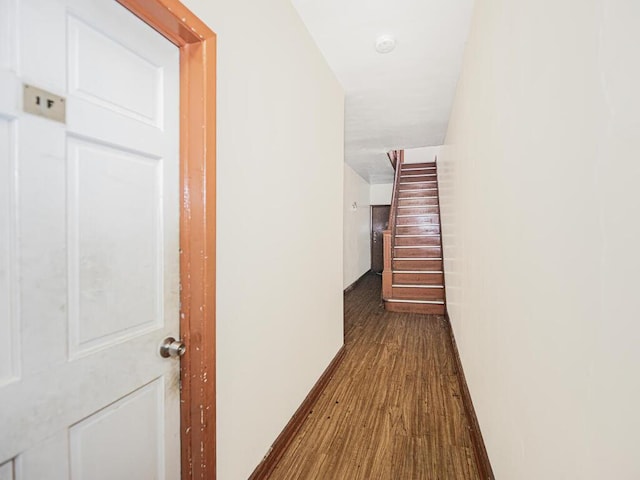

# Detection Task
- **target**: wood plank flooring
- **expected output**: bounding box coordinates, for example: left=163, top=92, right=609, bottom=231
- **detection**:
left=268, top=273, right=481, bottom=479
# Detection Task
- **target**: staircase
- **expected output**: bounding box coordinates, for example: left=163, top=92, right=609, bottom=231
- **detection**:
left=382, top=159, right=446, bottom=314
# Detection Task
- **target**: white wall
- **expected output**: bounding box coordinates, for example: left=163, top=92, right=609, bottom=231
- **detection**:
left=404, top=145, right=441, bottom=164
left=180, top=1, right=344, bottom=479
left=439, top=0, right=640, bottom=478
left=369, top=183, right=393, bottom=205
left=343, top=164, right=371, bottom=289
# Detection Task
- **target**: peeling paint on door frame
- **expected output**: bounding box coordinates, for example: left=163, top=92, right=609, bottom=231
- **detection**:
left=116, top=1, right=217, bottom=478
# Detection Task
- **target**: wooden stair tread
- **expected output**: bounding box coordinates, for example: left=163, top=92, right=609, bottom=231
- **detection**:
left=393, top=256, right=442, bottom=259
left=401, top=162, right=436, bottom=169
left=393, top=270, right=443, bottom=273
left=386, top=298, right=445, bottom=304
left=393, top=259, right=443, bottom=271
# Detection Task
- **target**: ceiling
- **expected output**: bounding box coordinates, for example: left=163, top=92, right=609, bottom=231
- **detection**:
left=290, top=0, right=475, bottom=184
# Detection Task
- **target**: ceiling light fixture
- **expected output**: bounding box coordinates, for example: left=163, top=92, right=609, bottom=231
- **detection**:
left=375, top=34, right=396, bottom=54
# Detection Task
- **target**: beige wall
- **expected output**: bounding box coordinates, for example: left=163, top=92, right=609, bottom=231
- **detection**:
left=370, top=183, right=393, bottom=205
left=439, top=0, right=640, bottom=478
left=343, top=164, right=371, bottom=288
left=181, top=1, right=344, bottom=478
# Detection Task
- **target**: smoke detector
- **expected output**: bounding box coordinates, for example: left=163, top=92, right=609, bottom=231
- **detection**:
left=375, top=34, right=396, bottom=54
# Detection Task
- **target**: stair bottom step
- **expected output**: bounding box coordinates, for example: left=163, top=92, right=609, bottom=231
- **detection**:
left=384, top=300, right=445, bottom=315
left=391, top=287, right=445, bottom=301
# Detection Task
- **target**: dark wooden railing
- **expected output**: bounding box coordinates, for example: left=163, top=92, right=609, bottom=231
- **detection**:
left=387, top=150, right=400, bottom=170
left=382, top=150, right=404, bottom=299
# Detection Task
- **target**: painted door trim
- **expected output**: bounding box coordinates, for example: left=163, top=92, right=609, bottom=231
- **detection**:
left=116, top=1, right=217, bottom=478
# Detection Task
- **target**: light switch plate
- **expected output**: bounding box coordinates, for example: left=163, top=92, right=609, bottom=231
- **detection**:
left=23, top=84, right=66, bottom=123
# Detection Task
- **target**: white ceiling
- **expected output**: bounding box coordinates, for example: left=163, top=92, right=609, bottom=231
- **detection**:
left=290, top=0, right=475, bottom=183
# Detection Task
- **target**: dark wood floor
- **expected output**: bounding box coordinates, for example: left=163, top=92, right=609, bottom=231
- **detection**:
left=269, top=273, right=481, bottom=479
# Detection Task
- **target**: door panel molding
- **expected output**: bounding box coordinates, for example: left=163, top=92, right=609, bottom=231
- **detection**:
left=116, top=2, right=216, bottom=478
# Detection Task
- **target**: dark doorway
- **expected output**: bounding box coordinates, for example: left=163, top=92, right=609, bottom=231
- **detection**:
left=371, top=205, right=391, bottom=274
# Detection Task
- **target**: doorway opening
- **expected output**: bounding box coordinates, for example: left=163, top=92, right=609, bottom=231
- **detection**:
left=371, top=204, right=391, bottom=274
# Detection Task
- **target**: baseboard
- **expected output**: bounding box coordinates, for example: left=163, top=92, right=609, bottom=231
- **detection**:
left=248, top=345, right=347, bottom=480
left=444, top=314, right=495, bottom=480
left=344, top=269, right=371, bottom=294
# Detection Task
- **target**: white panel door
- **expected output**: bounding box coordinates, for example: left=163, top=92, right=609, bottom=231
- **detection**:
left=0, top=0, right=181, bottom=478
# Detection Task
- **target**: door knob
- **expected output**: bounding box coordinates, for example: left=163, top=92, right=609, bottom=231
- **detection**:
left=160, top=337, right=186, bottom=358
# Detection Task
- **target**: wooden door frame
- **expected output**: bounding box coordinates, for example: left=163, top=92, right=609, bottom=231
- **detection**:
left=370, top=204, right=391, bottom=274
left=116, top=1, right=216, bottom=478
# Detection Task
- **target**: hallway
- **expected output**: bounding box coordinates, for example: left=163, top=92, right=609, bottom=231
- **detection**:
left=269, top=273, right=481, bottom=479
